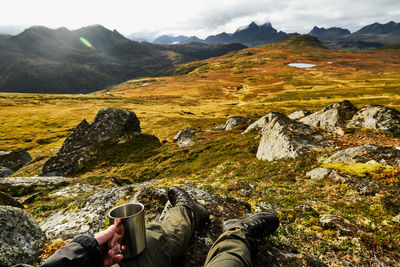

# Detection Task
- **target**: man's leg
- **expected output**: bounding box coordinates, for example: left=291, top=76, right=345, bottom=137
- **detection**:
left=204, top=225, right=252, bottom=267
left=118, top=187, right=209, bottom=267
left=204, top=212, right=279, bottom=267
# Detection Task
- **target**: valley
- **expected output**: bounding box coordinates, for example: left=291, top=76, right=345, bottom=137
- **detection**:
left=1, top=35, right=400, bottom=266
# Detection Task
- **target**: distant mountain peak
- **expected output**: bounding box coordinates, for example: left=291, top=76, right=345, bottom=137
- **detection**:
left=309, top=26, right=351, bottom=39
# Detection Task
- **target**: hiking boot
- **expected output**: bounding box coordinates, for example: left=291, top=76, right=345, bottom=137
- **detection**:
left=222, top=212, right=279, bottom=239
left=168, top=186, right=210, bottom=228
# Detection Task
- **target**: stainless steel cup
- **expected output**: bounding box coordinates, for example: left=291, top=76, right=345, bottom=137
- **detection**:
left=108, top=203, right=146, bottom=258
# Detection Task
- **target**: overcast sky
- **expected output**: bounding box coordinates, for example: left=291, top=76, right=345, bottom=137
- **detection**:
left=0, top=0, right=399, bottom=40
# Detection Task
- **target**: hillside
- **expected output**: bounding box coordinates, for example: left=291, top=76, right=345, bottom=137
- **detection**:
left=1, top=36, right=400, bottom=266
left=0, top=25, right=246, bottom=94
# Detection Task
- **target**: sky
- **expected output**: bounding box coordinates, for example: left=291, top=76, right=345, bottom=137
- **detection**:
left=0, top=0, right=399, bottom=40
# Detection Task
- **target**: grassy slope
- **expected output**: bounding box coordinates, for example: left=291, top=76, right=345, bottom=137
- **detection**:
left=1, top=37, right=400, bottom=265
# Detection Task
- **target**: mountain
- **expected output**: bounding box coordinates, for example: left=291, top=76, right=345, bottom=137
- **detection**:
left=308, top=21, right=400, bottom=50
left=0, top=34, right=11, bottom=40
left=0, top=25, right=246, bottom=94
left=153, top=35, right=203, bottom=44
left=154, top=22, right=298, bottom=47
left=309, top=26, right=350, bottom=40
left=354, top=21, right=400, bottom=35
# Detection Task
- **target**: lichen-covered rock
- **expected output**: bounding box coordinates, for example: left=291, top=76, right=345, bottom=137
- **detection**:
left=223, top=116, right=254, bottom=130
left=0, top=166, right=13, bottom=177
left=306, top=168, right=332, bottom=179
left=324, top=144, right=400, bottom=166
left=257, top=114, right=330, bottom=161
left=242, top=112, right=286, bottom=134
left=347, top=104, right=400, bottom=136
left=41, top=108, right=141, bottom=176
left=50, top=183, right=98, bottom=198
left=173, top=127, right=199, bottom=147
left=288, top=110, right=312, bottom=120
left=0, top=191, right=24, bottom=208
left=300, top=100, right=358, bottom=129
left=59, top=108, right=141, bottom=155
left=41, top=185, right=133, bottom=240
left=0, top=176, right=74, bottom=191
left=0, top=149, right=32, bottom=172
left=41, top=146, right=94, bottom=176
left=0, top=206, right=45, bottom=266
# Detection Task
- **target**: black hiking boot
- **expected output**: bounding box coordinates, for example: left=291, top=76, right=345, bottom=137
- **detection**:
left=222, top=212, right=279, bottom=238
left=168, top=186, right=210, bottom=228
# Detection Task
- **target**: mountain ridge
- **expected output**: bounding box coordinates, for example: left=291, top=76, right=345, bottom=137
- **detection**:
left=0, top=25, right=246, bottom=94
left=151, top=21, right=400, bottom=50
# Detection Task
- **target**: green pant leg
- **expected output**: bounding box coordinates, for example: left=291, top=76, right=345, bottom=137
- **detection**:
left=204, top=227, right=252, bottom=267
left=118, top=206, right=195, bottom=267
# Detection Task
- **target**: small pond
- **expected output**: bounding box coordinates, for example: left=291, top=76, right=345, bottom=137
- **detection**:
left=288, top=63, right=316, bottom=68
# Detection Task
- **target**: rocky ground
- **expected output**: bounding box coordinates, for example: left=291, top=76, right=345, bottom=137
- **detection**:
left=1, top=102, right=400, bottom=266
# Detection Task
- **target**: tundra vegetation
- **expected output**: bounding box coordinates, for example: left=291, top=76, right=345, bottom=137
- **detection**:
left=1, top=36, right=400, bottom=265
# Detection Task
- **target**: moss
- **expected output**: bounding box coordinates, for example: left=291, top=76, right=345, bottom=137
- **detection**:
left=322, top=162, right=393, bottom=177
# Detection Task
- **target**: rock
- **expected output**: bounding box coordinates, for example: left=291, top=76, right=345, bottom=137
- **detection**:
left=327, top=170, right=351, bottom=184
left=0, top=166, right=14, bottom=177
left=306, top=168, right=332, bottom=179
left=357, top=180, right=379, bottom=196
left=392, top=214, right=400, bottom=223
left=41, top=108, right=141, bottom=176
left=41, top=146, right=94, bottom=176
left=41, top=185, right=133, bottom=240
left=299, top=100, right=358, bottom=130
left=288, top=110, right=312, bottom=120
left=59, top=108, right=141, bottom=155
left=223, top=116, right=254, bottom=130
left=173, top=127, right=199, bottom=147
left=0, top=206, right=45, bottom=266
left=347, top=104, right=400, bottom=136
left=255, top=201, right=283, bottom=214
left=242, top=112, right=286, bottom=134
left=324, top=144, right=400, bottom=166
left=319, top=214, right=359, bottom=236
left=0, top=191, right=24, bottom=208
left=0, top=149, right=32, bottom=172
left=50, top=183, right=98, bottom=198
left=256, top=114, right=330, bottom=161
left=0, top=176, right=75, bottom=190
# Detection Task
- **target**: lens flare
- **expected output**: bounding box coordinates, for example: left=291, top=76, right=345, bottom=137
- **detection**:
left=80, top=37, right=93, bottom=49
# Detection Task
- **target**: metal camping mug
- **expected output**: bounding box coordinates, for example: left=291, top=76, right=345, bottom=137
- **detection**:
left=108, top=203, right=146, bottom=258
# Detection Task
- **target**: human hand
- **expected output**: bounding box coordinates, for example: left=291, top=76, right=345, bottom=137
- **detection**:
left=95, top=221, right=125, bottom=267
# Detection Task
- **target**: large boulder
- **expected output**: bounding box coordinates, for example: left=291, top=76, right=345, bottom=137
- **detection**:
left=242, top=112, right=286, bottom=134
left=0, top=206, right=45, bottom=266
left=347, top=104, right=400, bottom=136
left=173, top=127, right=199, bottom=147
left=59, top=108, right=141, bottom=155
left=41, top=108, right=141, bottom=176
left=41, top=146, right=94, bottom=176
left=0, top=176, right=75, bottom=191
left=257, top=114, right=330, bottom=161
left=0, top=191, right=24, bottom=208
left=288, top=110, right=312, bottom=120
left=0, top=166, right=14, bottom=177
left=299, top=100, right=358, bottom=129
left=0, top=149, right=32, bottom=172
left=324, top=144, right=400, bottom=166
left=41, top=185, right=133, bottom=240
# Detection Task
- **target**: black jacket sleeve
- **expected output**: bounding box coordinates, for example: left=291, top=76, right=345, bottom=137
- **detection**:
left=14, top=234, right=103, bottom=267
